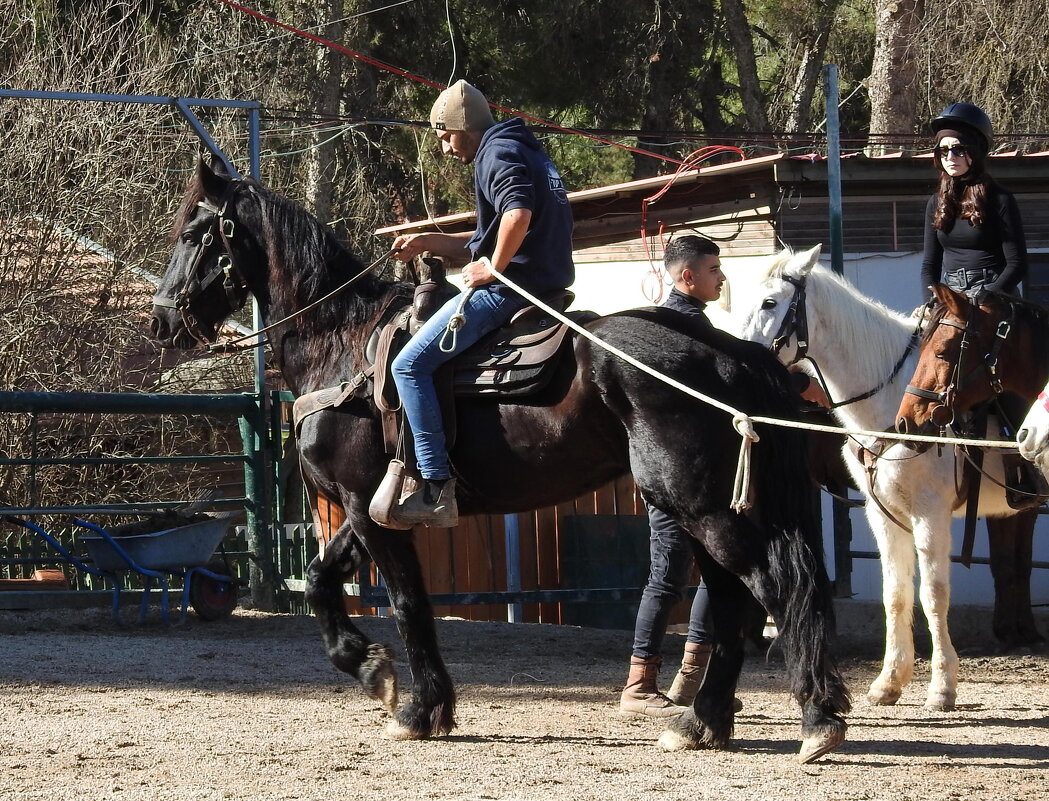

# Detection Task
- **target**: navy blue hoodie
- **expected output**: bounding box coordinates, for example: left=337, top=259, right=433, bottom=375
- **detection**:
left=467, top=118, right=575, bottom=296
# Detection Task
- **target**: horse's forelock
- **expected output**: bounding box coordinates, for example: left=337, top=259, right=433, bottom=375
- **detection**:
left=170, top=172, right=206, bottom=243
left=756, top=248, right=797, bottom=283
left=920, top=301, right=951, bottom=346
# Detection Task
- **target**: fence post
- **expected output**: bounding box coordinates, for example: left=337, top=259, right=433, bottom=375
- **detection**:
left=239, top=399, right=277, bottom=610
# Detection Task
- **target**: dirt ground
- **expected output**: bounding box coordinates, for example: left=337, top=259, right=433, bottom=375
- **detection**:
left=1, top=606, right=1047, bottom=801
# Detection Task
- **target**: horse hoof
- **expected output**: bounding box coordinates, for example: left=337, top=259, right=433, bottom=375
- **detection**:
left=384, top=718, right=429, bottom=741
left=362, top=643, right=398, bottom=713
left=798, top=726, right=846, bottom=764
left=924, top=694, right=956, bottom=712
left=657, top=729, right=698, bottom=752
left=866, top=686, right=901, bottom=706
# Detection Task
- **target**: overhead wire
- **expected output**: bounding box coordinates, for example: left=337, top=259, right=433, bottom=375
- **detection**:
left=119, top=0, right=419, bottom=84
left=211, top=0, right=691, bottom=168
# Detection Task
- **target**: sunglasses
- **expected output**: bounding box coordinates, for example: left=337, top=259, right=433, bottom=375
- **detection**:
left=934, top=144, right=969, bottom=159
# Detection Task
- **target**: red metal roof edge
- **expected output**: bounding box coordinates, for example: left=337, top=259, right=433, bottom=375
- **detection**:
left=374, top=148, right=1049, bottom=236
left=375, top=152, right=786, bottom=236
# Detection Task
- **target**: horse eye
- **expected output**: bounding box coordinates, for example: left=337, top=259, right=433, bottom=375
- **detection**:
left=761, top=298, right=777, bottom=310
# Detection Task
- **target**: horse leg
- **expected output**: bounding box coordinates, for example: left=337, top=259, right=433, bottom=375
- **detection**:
left=353, top=512, right=456, bottom=740
left=304, top=524, right=398, bottom=712
left=914, top=520, right=959, bottom=711
left=658, top=512, right=849, bottom=763
left=987, top=512, right=1043, bottom=649
left=866, top=515, right=917, bottom=706
left=658, top=552, right=745, bottom=752
left=738, top=531, right=849, bottom=763
left=1011, top=512, right=1045, bottom=646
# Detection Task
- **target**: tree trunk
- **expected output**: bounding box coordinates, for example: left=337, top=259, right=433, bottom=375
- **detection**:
left=306, top=0, right=344, bottom=225
left=632, top=1, right=678, bottom=180
left=721, top=0, right=769, bottom=133
left=868, top=0, right=922, bottom=154
left=784, top=0, right=840, bottom=133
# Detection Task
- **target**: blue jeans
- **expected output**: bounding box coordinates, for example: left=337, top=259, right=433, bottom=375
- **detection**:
left=632, top=504, right=713, bottom=659
left=392, top=287, right=527, bottom=479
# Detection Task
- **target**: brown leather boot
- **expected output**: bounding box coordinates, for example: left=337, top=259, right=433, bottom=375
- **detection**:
left=665, top=642, right=712, bottom=706
left=618, top=656, right=686, bottom=718
left=395, top=477, right=459, bottom=527
left=666, top=642, right=744, bottom=713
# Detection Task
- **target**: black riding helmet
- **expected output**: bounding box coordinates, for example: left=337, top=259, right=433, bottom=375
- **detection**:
left=932, top=103, right=993, bottom=152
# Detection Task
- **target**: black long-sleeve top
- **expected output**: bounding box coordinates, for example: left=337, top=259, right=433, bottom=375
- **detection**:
left=919, top=183, right=1028, bottom=301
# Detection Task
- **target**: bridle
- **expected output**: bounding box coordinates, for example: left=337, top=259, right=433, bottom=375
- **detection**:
left=770, top=275, right=808, bottom=365
left=153, top=181, right=251, bottom=345
left=770, top=273, right=918, bottom=409
left=903, top=296, right=1015, bottom=428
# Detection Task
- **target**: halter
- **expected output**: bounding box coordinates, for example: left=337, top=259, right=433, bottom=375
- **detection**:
left=152, top=181, right=251, bottom=345
left=903, top=296, right=1015, bottom=427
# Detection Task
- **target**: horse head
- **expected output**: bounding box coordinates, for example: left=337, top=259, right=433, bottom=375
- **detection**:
left=151, top=158, right=259, bottom=348
left=894, top=284, right=977, bottom=435
left=895, top=285, right=1042, bottom=436
left=721, top=244, right=822, bottom=364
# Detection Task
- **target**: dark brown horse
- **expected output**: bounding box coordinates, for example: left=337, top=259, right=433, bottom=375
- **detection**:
left=896, top=284, right=1047, bottom=648
left=150, top=159, right=850, bottom=761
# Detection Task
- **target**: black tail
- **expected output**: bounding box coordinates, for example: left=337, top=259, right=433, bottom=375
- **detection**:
left=753, top=415, right=852, bottom=716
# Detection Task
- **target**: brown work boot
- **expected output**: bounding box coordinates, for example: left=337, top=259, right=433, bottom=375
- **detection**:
left=619, top=656, right=687, bottom=718
left=665, top=642, right=712, bottom=706
left=395, top=477, right=459, bottom=527
left=666, top=642, right=744, bottom=713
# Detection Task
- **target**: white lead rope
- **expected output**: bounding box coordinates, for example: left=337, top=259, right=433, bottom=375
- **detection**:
left=479, top=258, right=1020, bottom=512
left=438, top=288, right=475, bottom=353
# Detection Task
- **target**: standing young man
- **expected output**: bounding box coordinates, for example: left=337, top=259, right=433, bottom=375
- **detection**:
left=390, top=80, right=575, bottom=527
left=620, top=235, right=729, bottom=716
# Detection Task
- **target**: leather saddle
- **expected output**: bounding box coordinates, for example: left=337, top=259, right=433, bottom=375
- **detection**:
left=293, top=265, right=593, bottom=454
left=368, top=272, right=587, bottom=399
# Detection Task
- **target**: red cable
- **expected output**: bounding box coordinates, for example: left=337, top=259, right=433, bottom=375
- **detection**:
left=213, top=0, right=688, bottom=166
left=639, top=145, right=745, bottom=302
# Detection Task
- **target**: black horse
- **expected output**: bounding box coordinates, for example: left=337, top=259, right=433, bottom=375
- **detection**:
left=151, top=159, right=850, bottom=762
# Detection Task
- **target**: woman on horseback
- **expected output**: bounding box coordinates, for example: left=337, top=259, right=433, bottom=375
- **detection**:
left=921, top=102, right=1026, bottom=300
left=920, top=102, right=1040, bottom=507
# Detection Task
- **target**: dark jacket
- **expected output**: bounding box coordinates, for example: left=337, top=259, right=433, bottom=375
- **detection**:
left=468, top=118, right=575, bottom=297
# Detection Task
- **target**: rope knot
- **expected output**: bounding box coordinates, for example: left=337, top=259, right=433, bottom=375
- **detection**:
left=731, top=414, right=760, bottom=513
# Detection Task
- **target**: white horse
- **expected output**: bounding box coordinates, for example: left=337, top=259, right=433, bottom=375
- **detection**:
left=718, top=245, right=1020, bottom=710
left=1018, top=390, right=1049, bottom=475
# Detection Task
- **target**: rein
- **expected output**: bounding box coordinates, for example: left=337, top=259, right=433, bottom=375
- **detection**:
left=206, top=248, right=401, bottom=353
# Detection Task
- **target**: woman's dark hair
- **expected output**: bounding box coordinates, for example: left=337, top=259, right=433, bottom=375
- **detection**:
left=932, top=127, right=992, bottom=232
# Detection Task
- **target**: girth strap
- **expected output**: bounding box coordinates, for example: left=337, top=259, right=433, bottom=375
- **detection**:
left=854, top=440, right=913, bottom=534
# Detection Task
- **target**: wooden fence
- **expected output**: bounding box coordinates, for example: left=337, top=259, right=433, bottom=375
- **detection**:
left=315, top=476, right=697, bottom=629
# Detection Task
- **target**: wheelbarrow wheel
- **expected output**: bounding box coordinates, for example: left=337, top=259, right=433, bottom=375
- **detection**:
left=189, top=560, right=238, bottom=621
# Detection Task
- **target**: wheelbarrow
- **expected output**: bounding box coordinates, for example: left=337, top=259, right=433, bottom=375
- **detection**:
left=5, top=513, right=242, bottom=625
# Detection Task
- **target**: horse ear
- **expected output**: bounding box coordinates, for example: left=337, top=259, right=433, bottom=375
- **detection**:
left=932, top=283, right=966, bottom=317
left=785, top=244, right=821, bottom=278
left=196, top=154, right=232, bottom=202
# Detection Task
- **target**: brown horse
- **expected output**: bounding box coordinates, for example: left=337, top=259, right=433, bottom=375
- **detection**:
left=896, top=283, right=1047, bottom=648
left=150, top=158, right=850, bottom=761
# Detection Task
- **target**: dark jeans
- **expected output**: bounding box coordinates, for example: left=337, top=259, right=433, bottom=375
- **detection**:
left=631, top=504, right=713, bottom=659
